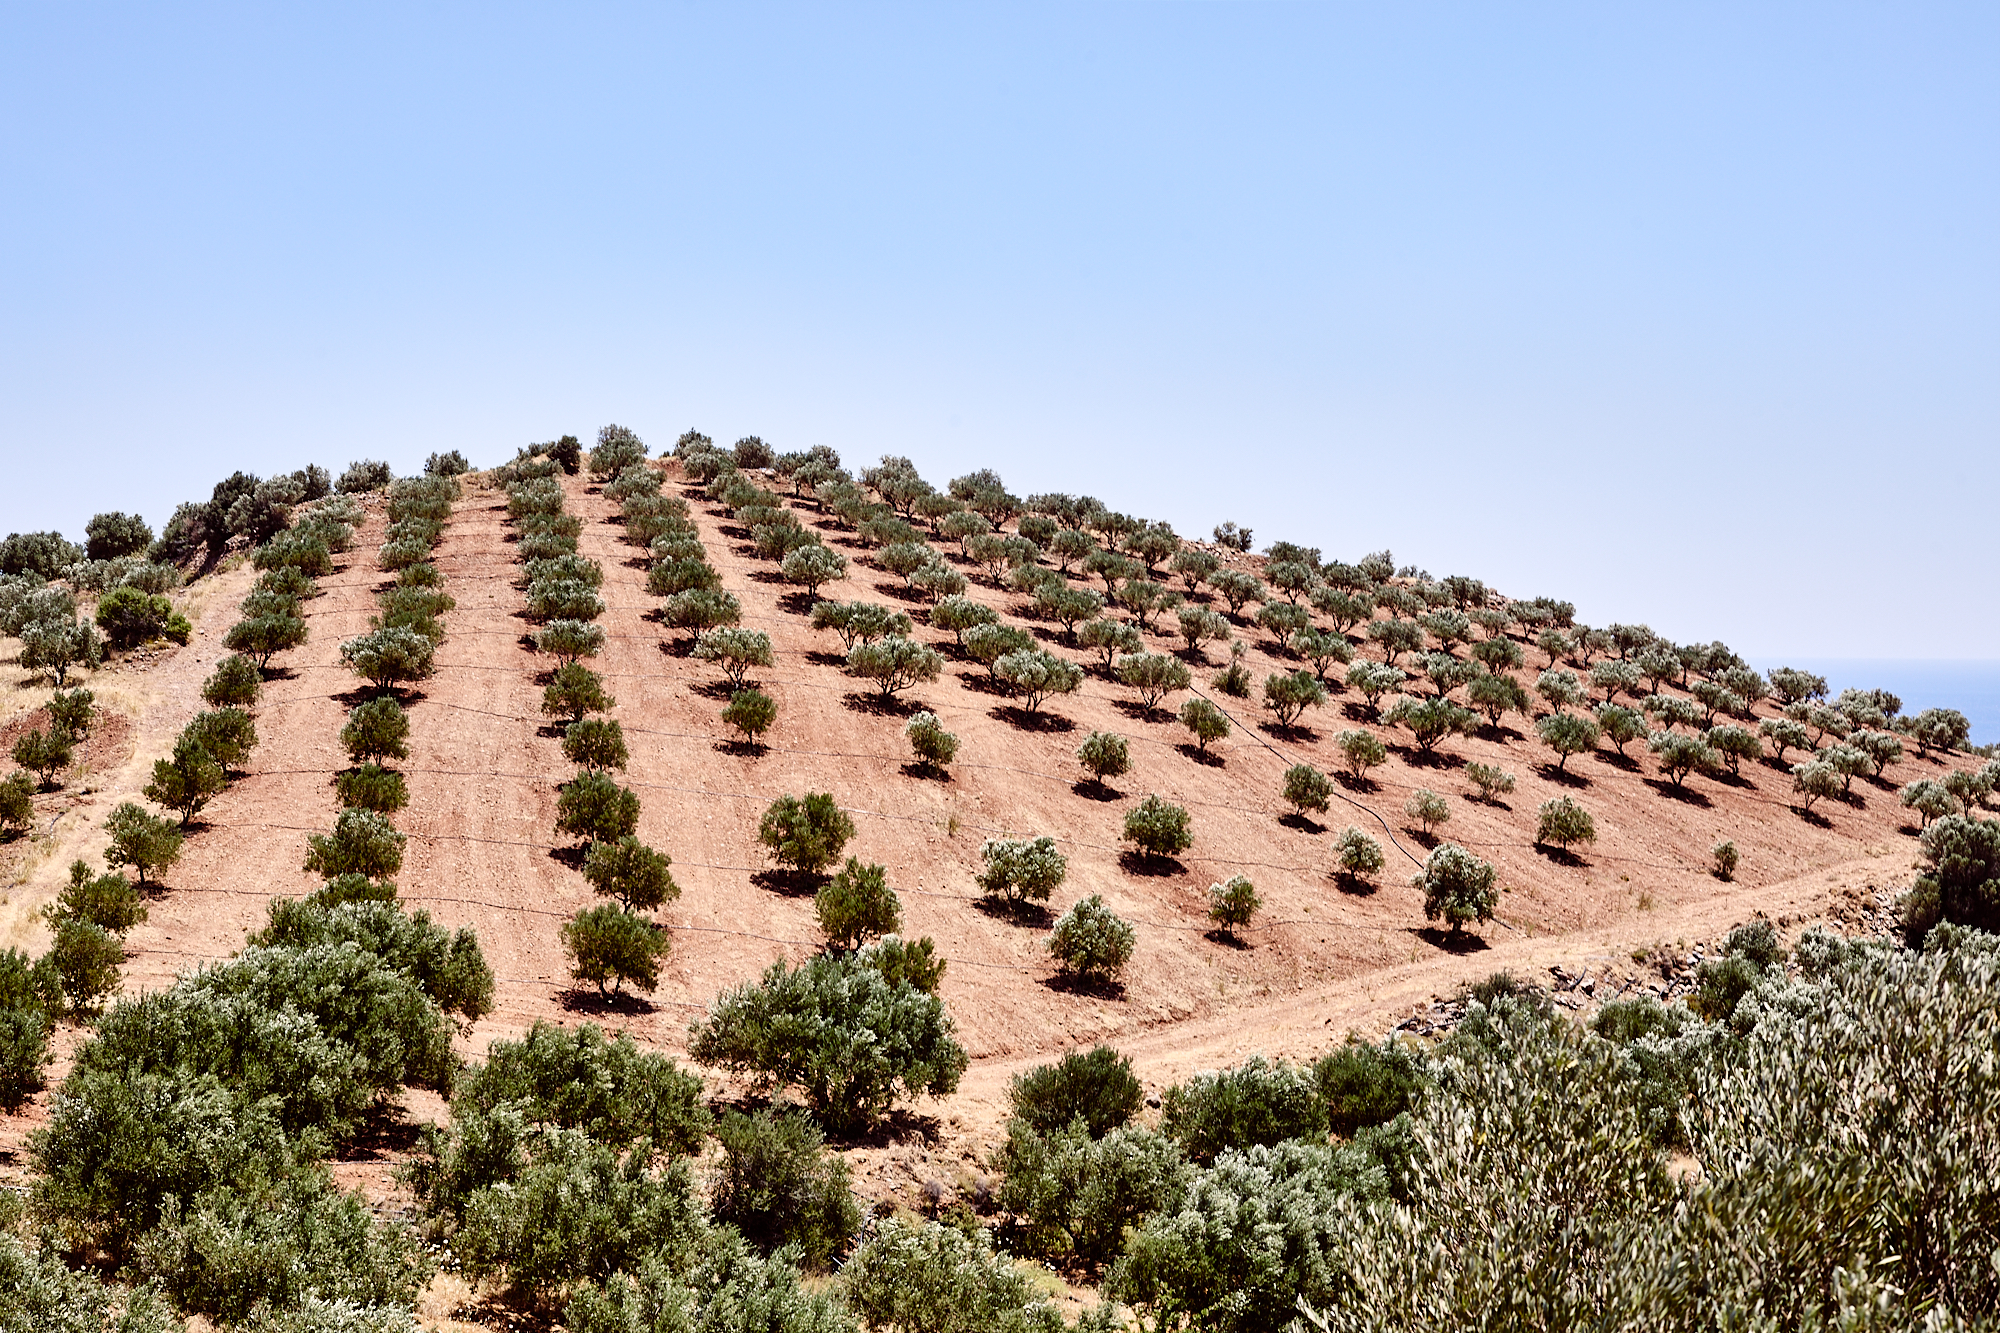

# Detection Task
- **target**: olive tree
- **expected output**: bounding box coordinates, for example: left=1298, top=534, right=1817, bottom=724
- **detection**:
left=1265, top=671, right=1328, bottom=728
left=1706, top=724, right=1764, bottom=776
left=1465, top=762, right=1515, bottom=803
left=1179, top=697, right=1232, bottom=752
left=1535, top=668, right=1586, bottom=712
left=1536, top=711, right=1599, bottom=772
left=759, top=792, right=855, bottom=877
left=1124, top=795, right=1192, bottom=860
left=1852, top=728, right=1905, bottom=777
left=1117, top=652, right=1191, bottom=709
left=1180, top=605, right=1234, bottom=655
left=1596, top=703, right=1649, bottom=756
left=815, top=599, right=915, bottom=648
left=813, top=858, right=901, bottom=949
left=1209, top=569, right=1265, bottom=617
left=1079, top=617, right=1144, bottom=671
left=303, top=808, right=406, bottom=881
left=1416, top=844, right=1498, bottom=938
left=557, top=771, right=642, bottom=846
left=694, top=627, right=774, bottom=689
left=341, top=697, right=409, bottom=765
left=1048, top=895, right=1137, bottom=986
left=563, top=903, right=667, bottom=995
left=1900, top=777, right=1958, bottom=828
left=1650, top=730, right=1720, bottom=790
left=1076, top=731, right=1130, bottom=785
left=1646, top=694, right=1704, bottom=732
left=781, top=543, right=847, bottom=598
left=563, top=717, right=630, bottom=771
left=543, top=662, right=614, bottom=722
left=1404, top=789, right=1450, bottom=836
left=202, top=654, right=263, bottom=708
left=1535, top=796, right=1596, bottom=850
left=1334, top=728, right=1388, bottom=781
left=102, top=802, right=183, bottom=887
left=847, top=635, right=943, bottom=699
left=340, top=627, right=437, bottom=691
left=1367, top=618, right=1425, bottom=664
left=583, top=835, right=680, bottom=912
left=1282, top=764, right=1333, bottom=818
left=1346, top=662, right=1406, bottom=716
left=995, top=648, right=1084, bottom=713
left=11, top=730, right=70, bottom=788
left=978, top=835, right=1068, bottom=907
left=660, top=589, right=742, bottom=642
left=1335, top=827, right=1384, bottom=886
left=1792, top=759, right=1843, bottom=815
left=902, top=711, right=958, bottom=773
left=144, top=732, right=226, bottom=824
left=1383, top=696, right=1474, bottom=754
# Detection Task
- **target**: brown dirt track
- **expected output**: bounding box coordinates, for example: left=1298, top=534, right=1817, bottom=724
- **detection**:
left=0, top=460, right=1981, bottom=1213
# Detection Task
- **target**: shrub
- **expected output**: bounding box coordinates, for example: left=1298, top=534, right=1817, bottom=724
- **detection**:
left=646, top=557, right=719, bottom=597
left=1404, top=788, right=1450, bottom=836
left=1416, top=844, right=1498, bottom=937
left=1791, top=759, right=1843, bottom=814
left=1160, top=1056, right=1326, bottom=1165
left=995, top=648, right=1084, bottom=711
left=589, top=424, right=648, bottom=478
left=0, top=770, right=33, bottom=838
left=977, top=835, right=1067, bottom=906
left=721, top=688, right=778, bottom=744
left=1536, top=711, right=1600, bottom=771
left=48, top=917, right=124, bottom=1017
left=1124, top=795, right=1192, bottom=858
left=144, top=731, right=226, bottom=824
left=562, top=717, right=629, bottom=771
left=225, top=612, right=309, bottom=668
left=1706, top=723, right=1763, bottom=775
left=338, top=459, right=393, bottom=492
left=102, top=801, right=182, bottom=886
left=1852, top=728, right=1905, bottom=776
left=1709, top=838, right=1740, bottom=881
left=1465, top=762, right=1515, bottom=802
left=902, top=711, right=957, bottom=771
left=1942, top=766, right=1993, bottom=814
left=710, top=1109, right=861, bottom=1270
left=203, top=653, right=263, bottom=708
left=1078, top=617, right=1144, bottom=670
left=1179, top=604, right=1234, bottom=654
left=1010, top=1045, right=1144, bottom=1139
left=1076, top=730, right=1130, bottom=783
left=1901, top=777, right=1958, bottom=828
left=843, top=1217, right=1065, bottom=1333
left=1595, top=702, right=1649, bottom=755
left=186, top=707, right=257, bottom=773
left=94, top=587, right=175, bottom=649
left=543, top=662, right=614, bottom=722
left=1179, top=697, right=1232, bottom=752
left=1899, top=814, right=2000, bottom=943
left=1209, top=568, right=1265, bottom=615
left=1383, top=695, right=1473, bottom=753
left=758, top=792, right=855, bottom=877
left=1282, top=763, right=1333, bottom=817
left=846, top=635, right=942, bottom=698
left=1208, top=876, right=1260, bottom=940
left=1117, top=652, right=1192, bottom=709
left=47, top=859, right=147, bottom=935
left=1465, top=672, right=1530, bottom=727
left=557, top=772, right=642, bottom=846
left=562, top=903, right=667, bottom=995
left=85, top=511, right=154, bottom=561
left=1651, top=729, right=1719, bottom=789
left=816, top=599, right=917, bottom=648
left=582, top=836, right=679, bottom=912
left=339, top=627, right=436, bottom=691
left=780, top=543, right=847, bottom=598
left=659, top=589, right=741, bottom=640
left=1264, top=670, right=1328, bottom=727
left=1335, top=827, right=1384, bottom=883
left=1910, top=707, right=1972, bottom=755
left=12, top=729, right=71, bottom=786
left=1535, top=796, right=1596, bottom=849
left=690, top=628, right=772, bottom=690
left=304, top=808, right=405, bottom=881
left=1334, top=728, right=1388, bottom=782
left=854, top=934, right=946, bottom=995
left=19, top=614, right=104, bottom=686
left=342, top=697, right=409, bottom=765
left=690, top=953, right=967, bottom=1134
left=995, top=1122, right=1188, bottom=1277
left=815, top=858, right=901, bottom=948
left=1314, top=1037, right=1427, bottom=1138
left=335, top=764, right=408, bottom=815
left=1047, top=895, right=1136, bottom=986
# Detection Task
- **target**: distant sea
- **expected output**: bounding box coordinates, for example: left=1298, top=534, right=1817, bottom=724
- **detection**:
left=1753, top=659, right=2000, bottom=747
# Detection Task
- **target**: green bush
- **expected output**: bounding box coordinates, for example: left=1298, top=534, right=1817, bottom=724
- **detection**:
left=203, top=653, right=264, bottom=708
left=1535, top=796, right=1596, bottom=849
left=449, top=1020, right=708, bottom=1153
left=1900, top=814, right=2000, bottom=944
left=1075, top=730, right=1130, bottom=783
left=544, top=662, right=614, bottom=722
left=0, top=769, right=34, bottom=836
left=1046, top=895, right=1135, bottom=986
left=815, top=858, right=901, bottom=948
left=95, top=586, right=176, bottom=648
left=46, top=859, right=147, bottom=934
left=562, top=903, right=668, bottom=995
left=1334, top=827, right=1384, bottom=884
left=1165, top=698, right=1229, bottom=756
left=1077, top=617, right=1143, bottom=670
left=758, top=792, right=855, bottom=877
left=333, top=763, right=408, bottom=815
left=249, top=898, right=493, bottom=1021
left=715, top=687, right=776, bottom=745
left=845, top=635, right=943, bottom=698
left=304, top=808, right=406, bottom=881
left=842, top=1217, right=1064, bottom=1333
left=562, top=717, right=628, bottom=771
left=1160, top=1056, right=1328, bottom=1165
left=689, top=953, right=967, bottom=1134
left=1536, top=710, right=1600, bottom=771
left=854, top=935, right=947, bottom=995
left=1313, top=1037, right=1427, bottom=1138
left=1116, top=652, right=1192, bottom=709
left=564, top=1238, right=856, bottom=1333
left=1124, top=794, right=1192, bottom=859
left=338, top=627, right=436, bottom=691
left=994, top=648, right=1083, bottom=712
left=1207, top=875, right=1260, bottom=940
left=46, top=687, right=95, bottom=742
left=1009, top=1045, right=1144, bottom=1139
left=145, top=732, right=227, bottom=824
left=225, top=612, right=309, bottom=668
left=710, top=1109, right=861, bottom=1269
left=1282, top=763, right=1333, bottom=817
left=976, top=835, right=1067, bottom=906
left=1650, top=729, right=1719, bottom=789
left=1403, top=788, right=1449, bottom=836
left=12, top=728, right=72, bottom=786
left=186, top=707, right=257, bottom=773
left=901, top=711, right=957, bottom=771
left=557, top=771, right=642, bottom=846
left=1264, top=670, right=1328, bottom=728
left=582, top=836, right=679, bottom=912
left=1415, top=844, right=1498, bottom=937
left=534, top=618, right=608, bottom=663
left=694, top=628, right=774, bottom=689
left=994, top=1121, right=1189, bottom=1271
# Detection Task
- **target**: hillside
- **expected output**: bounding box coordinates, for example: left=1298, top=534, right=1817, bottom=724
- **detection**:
left=1, top=443, right=1993, bottom=1330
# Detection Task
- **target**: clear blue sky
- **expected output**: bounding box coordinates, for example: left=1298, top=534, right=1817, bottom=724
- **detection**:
left=3, top=3, right=1994, bottom=658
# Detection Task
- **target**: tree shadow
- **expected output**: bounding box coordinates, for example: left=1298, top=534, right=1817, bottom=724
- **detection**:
left=1203, top=928, right=1253, bottom=951
left=1405, top=828, right=1441, bottom=850
left=899, top=761, right=952, bottom=783
left=1387, top=744, right=1459, bottom=770
left=872, top=582, right=929, bottom=605
left=1118, top=850, right=1186, bottom=878
left=1112, top=700, right=1173, bottom=724
left=843, top=691, right=923, bottom=718
left=1175, top=743, right=1225, bottom=768
left=1072, top=778, right=1123, bottom=802
left=622, top=555, right=651, bottom=570
left=658, top=637, right=696, bottom=659
left=340, top=1100, right=428, bottom=1164
left=546, top=844, right=587, bottom=870
left=1533, top=843, right=1588, bottom=868
left=1712, top=769, right=1756, bottom=790
left=1341, top=701, right=1377, bottom=722
left=1463, top=793, right=1513, bottom=812
left=1792, top=805, right=1835, bottom=828
left=1041, top=972, right=1129, bottom=1000
left=752, top=868, right=827, bottom=897
left=746, top=568, right=789, bottom=586
left=717, top=523, right=749, bottom=540
left=259, top=665, right=300, bottom=681
left=1595, top=750, right=1643, bottom=773
left=824, top=1107, right=945, bottom=1151
left=558, top=988, right=660, bottom=1017
left=991, top=706, right=1075, bottom=733
left=1278, top=812, right=1325, bottom=834
left=1644, top=779, right=1714, bottom=808
left=1534, top=763, right=1593, bottom=788
left=715, top=739, right=769, bottom=758
left=520, top=632, right=544, bottom=653
left=777, top=591, right=818, bottom=617
left=804, top=649, right=849, bottom=668
left=955, top=671, right=1013, bottom=697
left=1414, top=926, right=1492, bottom=955
left=689, top=679, right=740, bottom=701
left=973, top=897, right=1054, bottom=928
left=1333, top=771, right=1379, bottom=794
left=535, top=722, right=569, bottom=739
left=1332, top=871, right=1377, bottom=897
left=1896, top=820, right=1922, bottom=837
